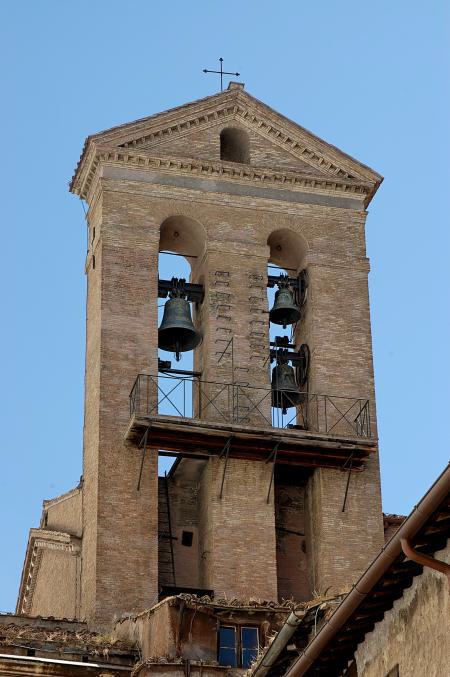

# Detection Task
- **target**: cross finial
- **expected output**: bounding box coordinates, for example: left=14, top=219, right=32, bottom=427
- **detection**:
left=203, top=57, right=240, bottom=91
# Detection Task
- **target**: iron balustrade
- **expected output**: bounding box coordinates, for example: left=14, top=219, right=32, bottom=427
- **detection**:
left=129, top=374, right=372, bottom=438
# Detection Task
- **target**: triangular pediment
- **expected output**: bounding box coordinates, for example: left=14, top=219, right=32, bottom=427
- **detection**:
left=118, top=117, right=324, bottom=176
left=71, top=86, right=382, bottom=202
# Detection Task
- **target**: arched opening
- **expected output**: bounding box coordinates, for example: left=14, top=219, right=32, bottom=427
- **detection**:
left=267, top=228, right=307, bottom=272
left=157, top=216, right=206, bottom=476
left=160, top=215, right=206, bottom=261
left=220, top=127, right=250, bottom=164
left=267, top=229, right=309, bottom=427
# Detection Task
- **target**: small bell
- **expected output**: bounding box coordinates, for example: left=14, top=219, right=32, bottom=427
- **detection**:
left=269, top=285, right=300, bottom=328
left=158, top=293, right=202, bottom=360
left=271, top=362, right=303, bottom=413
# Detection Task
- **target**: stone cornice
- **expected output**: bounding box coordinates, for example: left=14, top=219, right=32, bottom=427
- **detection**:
left=75, top=146, right=373, bottom=207
left=42, top=484, right=81, bottom=510
left=17, top=530, right=81, bottom=616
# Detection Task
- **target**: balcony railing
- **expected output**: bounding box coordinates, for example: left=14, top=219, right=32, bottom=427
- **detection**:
left=129, top=374, right=372, bottom=438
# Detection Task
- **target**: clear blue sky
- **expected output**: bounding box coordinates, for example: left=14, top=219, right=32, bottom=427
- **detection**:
left=1, top=1, right=449, bottom=612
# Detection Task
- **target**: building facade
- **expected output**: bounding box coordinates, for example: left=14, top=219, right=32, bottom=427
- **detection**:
left=12, top=83, right=388, bottom=674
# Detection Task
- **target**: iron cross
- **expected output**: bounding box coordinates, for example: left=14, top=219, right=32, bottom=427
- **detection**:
left=203, top=57, right=240, bottom=91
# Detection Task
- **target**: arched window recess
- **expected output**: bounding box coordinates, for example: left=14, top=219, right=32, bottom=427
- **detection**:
left=220, top=127, right=250, bottom=164
left=266, top=229, right=310, bottom=425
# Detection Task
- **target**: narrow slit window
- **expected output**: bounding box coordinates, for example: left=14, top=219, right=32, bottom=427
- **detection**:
left=181, top=530, right=193, bottom=547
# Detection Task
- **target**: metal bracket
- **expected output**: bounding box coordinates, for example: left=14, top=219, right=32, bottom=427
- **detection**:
left=267, top=273, right=299, bottom=290
left=267, top=269, right=308, bottom=307
left=296, top=344, right=310, bottom=387
left=266, top=442, right=280, bottom=503
left=341, top=453, right=354, bottom=512
left=158, top=358, right=202, bottom=378
left=158, top=277, right=204, bottom=303
left=137, top=427, right=150, bottom=491
left=219, top=437, right=233, bottom=499
left=270, top=343, right=309, bottom=368
left=164, top=471, right=177, bottom=586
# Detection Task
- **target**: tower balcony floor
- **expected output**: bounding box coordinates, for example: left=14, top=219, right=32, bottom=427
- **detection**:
left=125, top=374, right=377, bottom=470
left=125, top=413, right=376, bottom=470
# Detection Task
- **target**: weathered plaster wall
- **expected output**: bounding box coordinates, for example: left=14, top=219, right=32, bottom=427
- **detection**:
left=355, top=541, right=450, bottom=677
left=30, top=548, right=80, bottom=619
left=115, top=603, right=176, bottom=659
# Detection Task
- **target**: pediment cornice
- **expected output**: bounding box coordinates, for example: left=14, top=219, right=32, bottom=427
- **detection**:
left=74, top=145, right=375, bottom=207
left=117, top=101, right=357, bottom=180
left=16, top=529, right=81, bottom=616
left=71, top=88, right=382, bottom=206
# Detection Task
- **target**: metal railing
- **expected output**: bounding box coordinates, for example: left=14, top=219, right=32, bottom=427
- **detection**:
left=129, top=374, right=372, bottom=438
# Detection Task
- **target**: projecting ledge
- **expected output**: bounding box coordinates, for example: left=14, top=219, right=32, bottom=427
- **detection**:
left=124, top=414, right=377, bottom=471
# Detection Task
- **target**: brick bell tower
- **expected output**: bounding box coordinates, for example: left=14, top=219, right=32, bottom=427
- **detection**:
left=17, top=83, right=385, bottom=625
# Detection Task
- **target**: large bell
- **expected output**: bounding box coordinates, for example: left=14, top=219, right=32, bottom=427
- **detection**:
left=158, top=296, right=202, bottom=360
left=271, top=362, right=303, bottom=412
left=269, top=287, right=300, bottom=328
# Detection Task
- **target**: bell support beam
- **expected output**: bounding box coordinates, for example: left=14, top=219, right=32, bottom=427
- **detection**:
left=125, top=414, right=376, bottom=471
left=158, top=277, right=204, bottom=302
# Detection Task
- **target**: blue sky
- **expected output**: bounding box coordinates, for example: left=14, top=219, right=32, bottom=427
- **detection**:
left=1, top=1, right=449, bottom=612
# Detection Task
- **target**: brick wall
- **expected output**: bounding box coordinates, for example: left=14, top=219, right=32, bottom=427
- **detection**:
left=275, top=479, right=311, bottom=601
left=74, top=107, right=383, bottom=619
left=82, top=194, right=161, bottom=623
left=198, top=457, right=278, bottom=601
left=158, top=471, right=202, bottom=589
left=140, top=119, right=319, bottom=174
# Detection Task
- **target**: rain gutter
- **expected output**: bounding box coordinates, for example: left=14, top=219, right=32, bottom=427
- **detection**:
left=251, top=609, right=306, bottom=677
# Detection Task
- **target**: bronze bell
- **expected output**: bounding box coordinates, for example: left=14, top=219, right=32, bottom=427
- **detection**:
left=271, top=362, right=303, bottom=412
left=158, top=295, right=202, bottom=360
left=269, top=287, right=300, bottom=328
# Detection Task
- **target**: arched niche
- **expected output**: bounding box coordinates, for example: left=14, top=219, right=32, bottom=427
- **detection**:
left=220, top=127, right=250, bottom=164
left=159, top=215, right=206, bottom=269
left=267, top=228, right=308, bottom=273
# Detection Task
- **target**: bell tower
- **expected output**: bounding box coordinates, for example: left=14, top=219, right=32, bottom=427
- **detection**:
left=66, top=83, right=384, bottom=624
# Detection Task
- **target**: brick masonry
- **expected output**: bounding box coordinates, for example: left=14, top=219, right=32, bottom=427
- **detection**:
left=18, top=86, right=385, bottom=624
left=83, top=112, right=384, bottom=618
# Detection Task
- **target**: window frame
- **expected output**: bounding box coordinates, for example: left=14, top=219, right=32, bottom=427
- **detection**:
left=240, top=625, right=259, bottom=669
left=217, top=624, right=259, bottom=669
left=217, top=625, right=237, bottom=668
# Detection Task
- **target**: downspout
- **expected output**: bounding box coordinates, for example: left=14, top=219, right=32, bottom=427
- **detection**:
left=401, top=538, right=450, bottom=587
left=251, top=610, right=306, bottom=677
